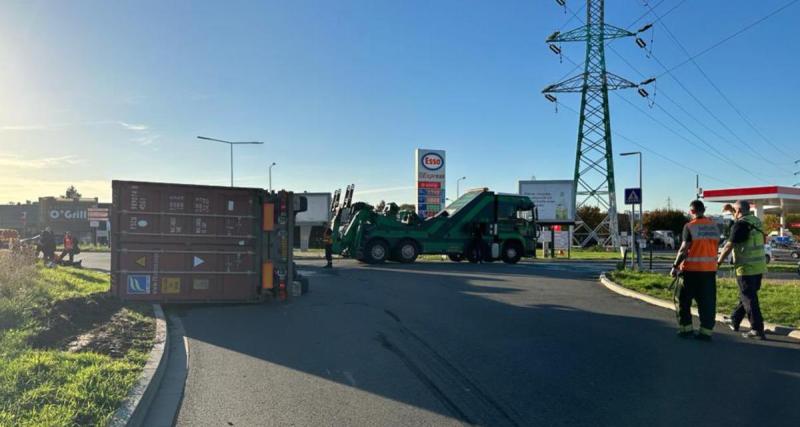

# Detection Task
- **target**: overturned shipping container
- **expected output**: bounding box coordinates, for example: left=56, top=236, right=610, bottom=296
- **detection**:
left=111, top=180, right=307, bottom=303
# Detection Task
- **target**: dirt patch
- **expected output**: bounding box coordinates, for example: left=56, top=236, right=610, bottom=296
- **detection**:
left=67, top=307, right=154, bottom=358
left=30, top=294, right=154, bottom=359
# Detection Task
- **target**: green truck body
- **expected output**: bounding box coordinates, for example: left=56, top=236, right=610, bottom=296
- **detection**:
left=331, top=187, right=538, bottom=264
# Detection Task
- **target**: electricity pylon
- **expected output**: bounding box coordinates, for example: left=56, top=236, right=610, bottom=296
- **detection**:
left=543, top=0, right=651, bottom=247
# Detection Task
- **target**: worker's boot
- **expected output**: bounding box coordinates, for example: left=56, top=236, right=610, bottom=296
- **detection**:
left=722, top=317, right=739, bottom=332
left=742, top=330, right=766, bottom=340
left=324, top=262, right=332, bottom=269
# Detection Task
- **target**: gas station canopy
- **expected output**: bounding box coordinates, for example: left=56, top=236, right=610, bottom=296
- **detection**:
left=702, top=185, right=800, bottom=234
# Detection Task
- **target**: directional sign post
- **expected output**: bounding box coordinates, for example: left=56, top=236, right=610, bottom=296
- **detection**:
left=624, top=188, right=643, bottom=270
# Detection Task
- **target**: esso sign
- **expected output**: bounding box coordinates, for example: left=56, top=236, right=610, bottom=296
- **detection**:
left=421, top=153, right=444, bottom=171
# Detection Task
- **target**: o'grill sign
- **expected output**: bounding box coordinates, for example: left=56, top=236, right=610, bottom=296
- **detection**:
left=49, top=209, right=88, bottom=220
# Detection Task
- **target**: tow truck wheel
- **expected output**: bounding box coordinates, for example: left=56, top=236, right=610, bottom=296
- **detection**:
left=501, top=241, right=523, bottom=264
left=365, top=239, right=389, bottom=264
left=448, top=253, right=463, bottom=262
left=464, top=240, right=489, bottom=264
left=395, top=240, right=419, bottom=263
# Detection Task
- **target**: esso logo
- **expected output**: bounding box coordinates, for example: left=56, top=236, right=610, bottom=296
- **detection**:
left=421, top=153, right=444, bottom=171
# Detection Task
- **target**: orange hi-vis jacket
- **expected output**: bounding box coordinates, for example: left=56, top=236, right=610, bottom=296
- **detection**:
left=681, top=217, right=720, bottom=272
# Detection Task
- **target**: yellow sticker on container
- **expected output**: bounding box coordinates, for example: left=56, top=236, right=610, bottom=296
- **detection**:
left=135, top=256, right=147, bottom=267
left=162, top=277, right=181, bottom=294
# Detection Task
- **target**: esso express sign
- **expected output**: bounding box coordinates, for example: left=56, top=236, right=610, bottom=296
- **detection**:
left=421, top=153, right=444, bottom=171
left=415, top=148, right=446, bottom=219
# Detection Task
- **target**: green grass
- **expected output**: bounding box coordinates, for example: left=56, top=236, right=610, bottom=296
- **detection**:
left=0, top=250, right=152, bottom=426
left=608, top=270, right=800, bottom=328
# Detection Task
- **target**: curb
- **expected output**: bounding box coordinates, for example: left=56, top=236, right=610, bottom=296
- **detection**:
left=599, top=273, right=800, bottom=342
left=109, top=304, right=169, bottom=427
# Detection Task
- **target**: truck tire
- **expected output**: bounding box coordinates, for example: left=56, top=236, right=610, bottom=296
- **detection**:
left=501, top=241, right=523, bottom=264
left=448, top=253, right=464, bottom=262
left=465, top=240, right=489, bottom=264
left=364, top=239, right=389, bottom=264
left=395, top=239, right=419, bottom=264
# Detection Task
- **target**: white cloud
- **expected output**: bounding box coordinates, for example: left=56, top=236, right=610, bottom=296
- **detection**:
left=0, top=123, right=72, bottom=131
left=131, top=134, right=160, bottom=146
left=0, top=155, right=84, bottom=169
left=0, top=177, right=110, bottom=202
left=118, top=121, right=149, bottom=131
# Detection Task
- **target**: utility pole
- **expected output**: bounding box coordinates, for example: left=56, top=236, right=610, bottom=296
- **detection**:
left=197, top=136, right=264, bottom=187
left=456, top=176, right=467, bottom=198
left=269, top=162, right=277, bottom=192
left=543, top=0, right=654, bottom=247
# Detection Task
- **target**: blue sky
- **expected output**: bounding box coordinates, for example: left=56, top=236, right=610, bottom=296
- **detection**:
left=1, top=0, right=798, bottom=213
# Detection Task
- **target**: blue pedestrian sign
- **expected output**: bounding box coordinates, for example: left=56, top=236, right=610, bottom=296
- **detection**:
left=624, top=188, right=642, bottom=205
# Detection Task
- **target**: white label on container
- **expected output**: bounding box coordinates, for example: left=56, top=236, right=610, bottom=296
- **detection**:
left=228, top=201, right=234, bottom=211
left=137, top=219, right=148, bottom=228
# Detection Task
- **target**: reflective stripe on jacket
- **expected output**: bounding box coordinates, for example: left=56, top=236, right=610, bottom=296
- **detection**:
left=681, top=217, right=720, bottom=272
left=733, top=214, right=766, bottom=276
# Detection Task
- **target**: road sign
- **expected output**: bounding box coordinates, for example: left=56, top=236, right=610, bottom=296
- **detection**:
left=624, top=188, right=642, bottom=205
left=88, top=207, right=109, bottom=221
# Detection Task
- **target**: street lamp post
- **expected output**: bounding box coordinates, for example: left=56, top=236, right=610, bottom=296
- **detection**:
left=621, top=151, right=643, bottom=270
left=456, top=176, right=467, bottom=198
left=197, top=136, right=264, bottom=187
left=269, top=162, right=277, bottom=192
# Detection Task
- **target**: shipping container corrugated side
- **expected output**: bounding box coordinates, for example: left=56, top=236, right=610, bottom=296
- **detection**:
left=111, top=180, right=274, bottom=303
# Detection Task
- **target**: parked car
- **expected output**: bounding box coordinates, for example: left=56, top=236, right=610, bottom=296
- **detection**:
left=718, top=242, right=772, bottom=264
left=769, top=240, right=800, bottom=260
left=652, top=230, right=675, bottom=250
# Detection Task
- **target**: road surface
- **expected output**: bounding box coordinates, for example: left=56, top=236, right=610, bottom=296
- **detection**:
left=168, top=259, right=799, bottom=426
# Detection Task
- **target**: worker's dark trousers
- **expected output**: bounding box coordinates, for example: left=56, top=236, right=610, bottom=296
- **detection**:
left=731, top=274, right=764, bottom=333
left=678, top=272, right=717, bottom=331
left=324, top=245, right=332, bottom=266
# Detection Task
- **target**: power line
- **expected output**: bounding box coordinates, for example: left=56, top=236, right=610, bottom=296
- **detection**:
left=643, top=2, right=795, bottom=159
left=624, top=0, right=686, bottom=31
left=657, top=0, right=800, bottom=77
left=552, top=2, right=769, bottom=187
left=555, top=100, right=735, bottom=186
left=606, top=45, right=792, bottom=176
left=558, top=49, right=769, bottom=184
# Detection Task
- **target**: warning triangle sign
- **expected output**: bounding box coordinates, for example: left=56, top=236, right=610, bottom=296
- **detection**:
left=135, top=256, right=146, bottom=267
left=193, top=256, right=205, bottom=268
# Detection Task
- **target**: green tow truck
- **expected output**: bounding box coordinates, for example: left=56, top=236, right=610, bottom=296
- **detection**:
left=330, top=185, right=539, bottom=264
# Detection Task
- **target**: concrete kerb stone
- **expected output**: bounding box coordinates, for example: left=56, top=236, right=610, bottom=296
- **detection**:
left=599, top=273, right=800, bottom=342
left=109, top=304, right=169, bottom=427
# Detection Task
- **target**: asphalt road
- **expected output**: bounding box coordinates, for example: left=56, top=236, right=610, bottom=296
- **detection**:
left=166, top=259, right=799, bottom=427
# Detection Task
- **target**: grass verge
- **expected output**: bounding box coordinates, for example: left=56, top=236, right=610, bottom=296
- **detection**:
left=0, top=250, right=154, bottom=426
left=608, top=270, right=800, bottom=328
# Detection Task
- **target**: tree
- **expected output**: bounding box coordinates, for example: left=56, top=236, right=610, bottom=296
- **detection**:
left=63, top=186, right=81, bottom=199
left=763, top=214, right=781, bottom=233
left=577, top=205, right=604, bottom=231
left=764, top=213, right=800, bottom=235
left=642, top=209, right=689, bottom=238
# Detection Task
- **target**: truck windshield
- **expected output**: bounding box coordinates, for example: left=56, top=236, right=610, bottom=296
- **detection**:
left=444, top=191, right=481, bottom=216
